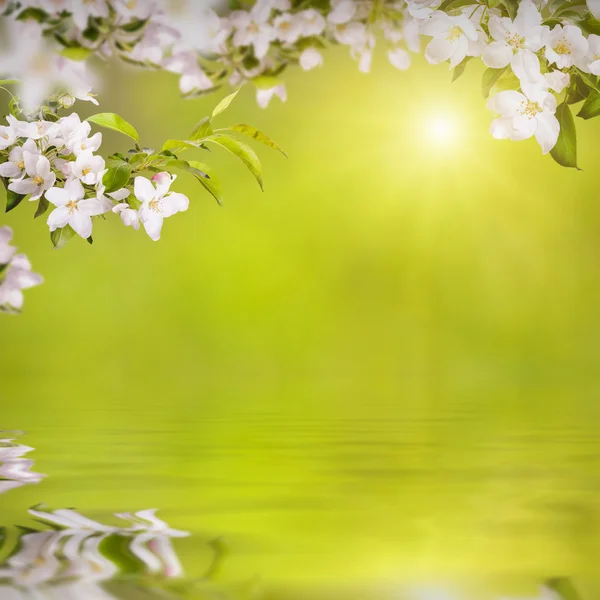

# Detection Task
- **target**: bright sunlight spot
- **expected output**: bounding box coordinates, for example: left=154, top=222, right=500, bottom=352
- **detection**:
left=426, top=114, right=458, bottom=145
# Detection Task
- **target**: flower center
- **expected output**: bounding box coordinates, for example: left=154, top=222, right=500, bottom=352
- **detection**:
left=520, top=100, right=542, bottom=119
left=17, top=160, right=24, bottom=169
left=0, top=132, right=8, bottom=140
left=80, top=143, right=87, bottom=150
left=506, top=33, right=525, bottom=50
left=81, top=167, right=92, bottom=176
left=36, top=121, right=45, bottom=135
left=447, top=26, right=463, bottom=42
left=247, top=23, right=260, bottom=34
left=33, top=176, right=44, bottom=185
left=149, top=198, right=161, bottom=213
left=554, top=38, right=572, bottom=55
left=593, top=54, right=600, bottom=62
left=279, top=21, right=291, bottom=31
left=66, top=199, right=79, bottom=213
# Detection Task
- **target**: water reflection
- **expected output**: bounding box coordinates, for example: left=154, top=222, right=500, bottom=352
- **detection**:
left=0, top=507, right=228, bottom=599
left=0, top=433, right=588, bottom=600
left=0, top=433, right=45, bottom=494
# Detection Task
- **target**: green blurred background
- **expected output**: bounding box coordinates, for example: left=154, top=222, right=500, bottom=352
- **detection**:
left=2, top=47, right=600, bottom=596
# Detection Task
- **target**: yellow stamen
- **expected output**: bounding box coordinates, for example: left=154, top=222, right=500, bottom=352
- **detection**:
left=446, top=26, right=463, bottom=42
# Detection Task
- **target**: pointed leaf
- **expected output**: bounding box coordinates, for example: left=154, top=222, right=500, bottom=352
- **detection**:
left=188, top=160, right=223, bottom=206
left=102, top=159, right=132, bottom=193
left=189, top=116, right=213, bottom=141
left=212, top=89, right=240, bottom=119
left=86, top=113, right=139, bottom=142
left=577, top=89, right=600, bottom=119
left=34, top=196, right=49, bottom=219
left=203, top=134, right=263, bottom=190
left=226, top=124, right=287, bottom=157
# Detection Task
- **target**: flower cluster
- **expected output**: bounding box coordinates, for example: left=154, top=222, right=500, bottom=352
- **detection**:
left=0, top=433, right=45, bottom=493
left=2, top=0, right=600, bottom=311
left=1, top=113, right=191, bottom=242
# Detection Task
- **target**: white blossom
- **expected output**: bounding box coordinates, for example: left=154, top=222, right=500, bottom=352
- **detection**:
left=544, top=24, right=589, bottom=69
left=134, top=173, right=189, bottom=241
left=487, top=86, right=560, bottom=154
left=8, top=152, right=55, bottom=201
left=46, top=178, right=110, bottom=239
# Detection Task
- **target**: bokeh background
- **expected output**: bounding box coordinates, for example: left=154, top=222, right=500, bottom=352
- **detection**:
left=2, top=46, right=600, bottom=597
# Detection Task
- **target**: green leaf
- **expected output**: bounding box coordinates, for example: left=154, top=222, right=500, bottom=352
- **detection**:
left=226, top=124, right=287, bottom=157
left=59, top=46, right=92, bottom=61
left=34, top=196, right=49, bottom=219
left=482, top=66, right=509, bottom=99
left=189, top=116, right=213, bottom=141
left=0, top=79, right=19, bottom=86
left=188, top=160, right=223, bottom=206
left=102, top=159, right=132, bottom=193
left=203, top=134, right=263, bottom=190
left=577, top=89, right=600, bottom=119
left=50, top=225, right=76, bottom=250
left=1, top=177, right=26, bottom=213
left=86, top=113, right=139, bottom=142
left=162, top=139, right=202, bottom=152
left=166, top=159, right=223, bottom=205
left=212, top=89, right=240, bottom=119
left=551, top=102, right=580, bottom=170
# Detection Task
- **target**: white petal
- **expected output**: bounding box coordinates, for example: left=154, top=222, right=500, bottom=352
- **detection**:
left=482, top=41, right=512, bottom=69
left=535, top=112, right=560, bottom=154
left=487, top=90, right=526, bottom=116
left=134, top=177, right=156, bottom=203
left=425, top=38, right=454, bottom=64
left=161, top=192, right=189, bottom=217
left=45, top=186, right=70, bottom=207
left=47, top=206, right=71, bottom=231
left=70, top=212, right=93, bottom=239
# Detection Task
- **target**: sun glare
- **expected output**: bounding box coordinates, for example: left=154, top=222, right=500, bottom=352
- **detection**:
left=426, top=114, right=458, bottom=145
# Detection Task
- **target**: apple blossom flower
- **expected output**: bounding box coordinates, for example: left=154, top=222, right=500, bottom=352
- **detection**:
left=46, top=178, right=111, bottom=239
left=0, top=253, right=44, bottom=312
left=273, top=13, right=304, bottom=44
left=113, top=203, right=141, bottom=229
left=230, top=9, right=275, bottom=59
left=134, top=174, right=189, bottom=241
left=0, top=122, right=16, bottom=151
left=71, top=150, right=105, bottom=185
left=0, top=139, right=37, bottom=180
left=8, top=153, right=56, bottom=201
left=422, top=12, right=481, bottom=68
left=482, top=0, right=546, bottom=77
left=544, top=24, right=589, bottom=69
left=487, top=87, right=560, bottom=154
left=299, top=9, right=326, bottom=36
left=576, top=33, right=600, bottom=75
